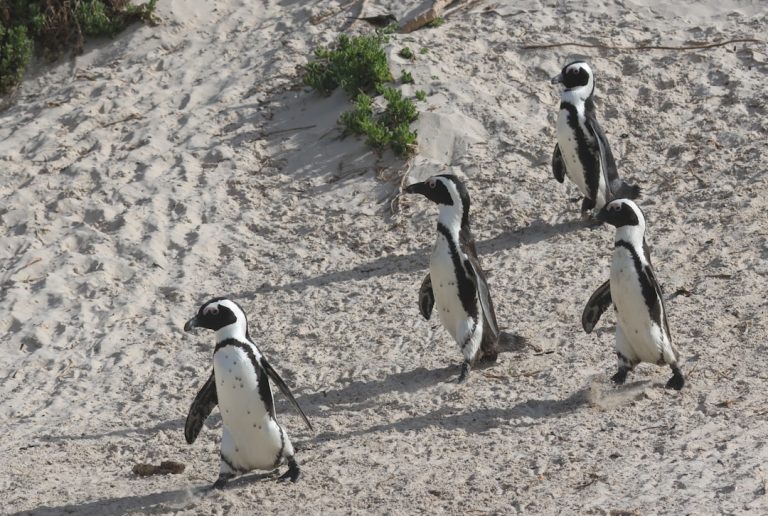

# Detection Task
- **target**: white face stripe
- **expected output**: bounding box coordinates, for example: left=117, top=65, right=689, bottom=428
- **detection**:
left=436, top=176, right=464, bottom=211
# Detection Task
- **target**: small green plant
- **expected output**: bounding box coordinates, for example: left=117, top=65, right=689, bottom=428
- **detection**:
left=389, top=122, right=418, bottom=156
left=339, top=93, right=374, bottom=136
left=305, top=29, right=418, bottom=156
left=419, top=47, right=429, bottom=54
left=339, top=87, right=418, bottom=156
left=398, top=47, right=414, bottom=59
left=415, top=90, right=427, bottom=101
left=304, top=31, right=393, bottom=97
left=431, top=75, right=439, bottom=80
left=427, top=16, right=445, bottom=28
left=380, top=87, right=418, bottom=127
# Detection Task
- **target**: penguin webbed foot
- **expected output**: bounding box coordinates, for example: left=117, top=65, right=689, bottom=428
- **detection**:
left=457, top=361, right=471, bottom=383
left=212, top=472, right=235, bottom=489
left=611, top=366, right=629, bottom=385
left=277, top=457, right=301, bottom=483
left=479, top=351, right=498, bottom=364
left=666, top=365, right=685, bottom=391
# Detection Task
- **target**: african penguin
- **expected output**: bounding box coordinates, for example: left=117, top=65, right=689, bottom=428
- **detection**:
left=581, top=199, right=684, bottom=390
left=183, top=297, right=313, bottom=487
left=551, top=61, right=640, bottom=219
left=404, top=174, right=500, bottom=382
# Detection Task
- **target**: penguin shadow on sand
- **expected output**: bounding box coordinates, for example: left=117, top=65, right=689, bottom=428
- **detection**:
left=18, top=472, right=283, bottom=515
left=235, top=218, right=584, bottom=297
left=310, top=384, right=592, bottom=445
left=279, top=332, right=528, bottom=420
left=284, top=364, right=458, bottom=419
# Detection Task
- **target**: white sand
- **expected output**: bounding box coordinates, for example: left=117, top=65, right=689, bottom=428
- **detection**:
left=2, top=0, right=767, bottom=513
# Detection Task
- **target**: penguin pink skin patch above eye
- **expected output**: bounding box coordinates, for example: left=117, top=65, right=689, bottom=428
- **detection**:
left=203, top=305, right=219, bottom=316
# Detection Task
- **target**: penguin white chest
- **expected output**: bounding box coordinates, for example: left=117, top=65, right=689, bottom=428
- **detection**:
left=213, top=345, right=284, bottom=470
left=557, top=108, right=589, bottom=194
left=430, top=236, right=474, bottom=341
left=610, top=250, right=664, bottom=363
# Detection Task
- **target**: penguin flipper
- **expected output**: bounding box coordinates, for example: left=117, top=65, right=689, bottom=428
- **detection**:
left=419, top=274, right=434, bottom=320
left=642, top=263, right=673, bottom=345
left=582, top=280, right=612, bottom=333
left=463, top=256, right=500, bottom=342
left=583, top=105, right=620, bottom=201
left=260, top=357, right=314, bottom=432
left=552, top=143, right=566, bottom=183
left=185, top=370, right=218, bottom=445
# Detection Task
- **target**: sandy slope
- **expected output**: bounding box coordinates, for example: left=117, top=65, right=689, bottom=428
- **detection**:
left=1, top=0, right=767, bottom=513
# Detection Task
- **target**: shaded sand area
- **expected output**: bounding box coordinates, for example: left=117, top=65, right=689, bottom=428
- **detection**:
left=1, top=0, right=767, bottom=513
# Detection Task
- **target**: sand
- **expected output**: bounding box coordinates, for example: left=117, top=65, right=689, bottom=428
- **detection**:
left=1, top=0, right=767, bottom=513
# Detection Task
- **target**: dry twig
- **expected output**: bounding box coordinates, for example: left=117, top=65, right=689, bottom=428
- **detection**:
left=522, top=38, right=765, bottom=52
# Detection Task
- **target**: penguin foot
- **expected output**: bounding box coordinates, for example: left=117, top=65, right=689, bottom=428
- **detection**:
left=479, top=350, right=498, bottom=364
left=611, top=366, right=629, bottom=385
left=277, top=457, right=300, bottom=483
left=457, top=361, right=471, bottom=383
left=213, top=472, right=235, bottom=489
left=666, top=366, right=685, bottom=391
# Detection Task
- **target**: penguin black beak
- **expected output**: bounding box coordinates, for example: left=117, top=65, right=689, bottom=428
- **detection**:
left=403, top=182, right=428, bottom=197
left=593, top=207, right=611, bottom=225
left=550, top=73, right=564, bottom=85
left=184, top=316, right=199, bottom=332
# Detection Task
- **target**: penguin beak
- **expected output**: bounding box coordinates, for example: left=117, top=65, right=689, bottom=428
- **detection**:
left=184, top=316, right=199, bottom=332
left=403, top=182, right=428, bottom=197
left=593, top=207, right=611, bottom=225
left=550, top=73, right=563, bottom=85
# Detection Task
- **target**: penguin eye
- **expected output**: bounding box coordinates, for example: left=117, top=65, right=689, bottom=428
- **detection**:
left=609, top=203, right=621, bottom=212
left=427, top=178, right=437, bottom=189
left=203, top=305, right=219, bottom=316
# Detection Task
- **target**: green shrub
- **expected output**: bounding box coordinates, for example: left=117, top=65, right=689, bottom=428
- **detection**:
left=0, top=0, right=158, bottom=96
left=305, top=30, right=418, bottom=156
left=380, top=87, right=418, bottom=127
left=415, top=90, right=427, bottom=101
left=0, top=24, right=33, bottom=94
left=400, top=70, right=414, bottom=84
left=389, top=122, right=417, bottom=156
left=339, top=87, right=418, bottom=157
left=304, top=31, right=393, bottom=97
left=339, top=93, right=374, bottom=135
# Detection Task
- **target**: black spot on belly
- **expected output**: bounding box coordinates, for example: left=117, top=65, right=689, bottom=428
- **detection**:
left=239, top=383, right=244, bottom=388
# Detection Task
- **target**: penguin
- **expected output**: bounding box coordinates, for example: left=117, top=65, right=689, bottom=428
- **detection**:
left=551, top=61, right=640, bottom=218
left=183, top=297, right=313, bottom=487
left=404, top=174, right=500, bottom=382
left=581, top=199, right=684, bottom=390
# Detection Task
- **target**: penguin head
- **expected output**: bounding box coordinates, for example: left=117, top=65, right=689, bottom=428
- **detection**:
left=551, top=61, right=594, bottom=97
left=404, top=174, right=470, bottom=229
left=595, top=198, right=646, bottom=232
left=184, top=297, right=249, bottom=340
